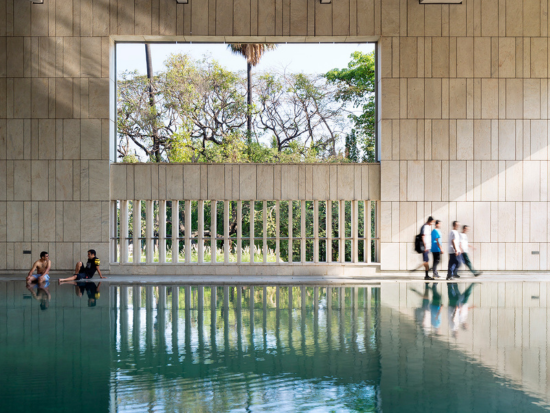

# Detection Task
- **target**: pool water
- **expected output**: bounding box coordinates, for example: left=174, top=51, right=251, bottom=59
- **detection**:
left=0, top=281, right=549, bottom=412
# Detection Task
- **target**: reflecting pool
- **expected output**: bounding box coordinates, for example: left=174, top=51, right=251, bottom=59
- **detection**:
left=0, top=281, right=549, bottom=412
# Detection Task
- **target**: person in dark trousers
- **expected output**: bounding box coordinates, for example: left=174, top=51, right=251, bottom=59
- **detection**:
left=58, top=249, right=106, bottom=283
left=431, top=220, right=444, bottom=278
left=447, top=221, right=461, bottom=280
left=75, top=281, right=102, bottom=307
left=460, top=225, right=482, bottom=277
left=410, top=216, right=435, bottom=280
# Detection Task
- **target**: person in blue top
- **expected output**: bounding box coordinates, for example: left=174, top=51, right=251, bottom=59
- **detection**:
left=431, top=220, right=443, bottom=278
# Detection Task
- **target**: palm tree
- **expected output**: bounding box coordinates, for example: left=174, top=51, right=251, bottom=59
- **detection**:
left=228, top=43, right=277, bottom=141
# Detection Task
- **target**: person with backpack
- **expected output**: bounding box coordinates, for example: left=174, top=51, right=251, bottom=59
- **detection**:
left=411, top=216, right=435, bottom=280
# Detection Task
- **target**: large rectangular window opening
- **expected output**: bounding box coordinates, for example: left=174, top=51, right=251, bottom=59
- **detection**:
left=114, top=42, right=377, bottom=164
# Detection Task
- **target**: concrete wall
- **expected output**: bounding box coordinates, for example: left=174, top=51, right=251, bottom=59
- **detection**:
left=110, top=163, right=380, bottom=201
left=2, top=0, right=550, bottom=272
left=379, top=1, right=550, bottom=271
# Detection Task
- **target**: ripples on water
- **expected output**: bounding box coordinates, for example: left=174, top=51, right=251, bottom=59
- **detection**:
left=0, top=282, right=549, bottom=412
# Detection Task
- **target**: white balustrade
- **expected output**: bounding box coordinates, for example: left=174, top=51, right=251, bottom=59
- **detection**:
left=112, top=198, right=379, bottom=266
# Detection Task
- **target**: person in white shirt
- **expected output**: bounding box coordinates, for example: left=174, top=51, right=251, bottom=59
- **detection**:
left=460, top=225, right=482, bottom=277
left=447, top=221, right=461, bottom=280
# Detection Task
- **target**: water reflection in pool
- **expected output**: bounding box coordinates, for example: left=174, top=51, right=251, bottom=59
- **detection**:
left=0, top=281, right=549, bottom=412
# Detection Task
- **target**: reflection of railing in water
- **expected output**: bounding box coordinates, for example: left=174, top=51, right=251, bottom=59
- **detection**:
left=110, top=285, right=381, bottom=380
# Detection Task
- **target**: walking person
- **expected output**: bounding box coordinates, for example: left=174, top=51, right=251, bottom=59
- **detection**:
left=460, top=225, right=482, bottom=277
left=447, top=221, right=461, bottom=280
left=431, top=220, right=443, bottom=278
left=411, top=216, right=435, bottom=280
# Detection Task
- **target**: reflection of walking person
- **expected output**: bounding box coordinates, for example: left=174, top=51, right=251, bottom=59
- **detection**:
left=447, top=221, right=461, bottom=280
left=447, top=283, right=460, bottom=337
left=458, top=283, right=476, bottom=330
left=411, top=284, right=431, bottom=335
left=430, top=283, right=442, bottom=334
left=460, top=226, right=482, bottom=277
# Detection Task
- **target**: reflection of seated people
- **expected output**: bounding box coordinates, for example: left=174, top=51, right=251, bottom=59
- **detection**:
left=75, top=281, right=102, bottom=307
left=26, top=251, right=51, bottom=285
left=58, top=249, right=106, bottom=283
left=26, top=279, right=51, bottom=311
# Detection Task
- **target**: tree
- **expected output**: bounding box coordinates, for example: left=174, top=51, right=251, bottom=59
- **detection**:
left=325, top=51, right=376, bottom=162
left=117, top=54, right=249, bottom=163
left=163, top=54, right=249, bottom=162
left=117, top=69, right=178, bottom=161
left=254, top=70, right=348, bottom=160
left=227, top=44, right=277, bottom=141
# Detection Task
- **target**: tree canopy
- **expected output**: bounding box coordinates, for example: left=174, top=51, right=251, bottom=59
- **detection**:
left=117, top=50, right=377, bottom=164
left=325, top=51, right=376, bottom=162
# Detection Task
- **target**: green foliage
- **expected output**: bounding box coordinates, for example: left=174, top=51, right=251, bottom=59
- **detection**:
left=118, top=51, right=378, bottom=164
left=122, top=154, right=140, bottom=163
left=325, top=51, right=376, bottom=162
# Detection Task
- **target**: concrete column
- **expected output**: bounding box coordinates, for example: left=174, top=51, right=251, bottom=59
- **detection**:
left=313, top=200, right=319, bottom=263
left=366, top=200, right=372, bottom=263
left=288, top=202, right=293, bottom=263
left=352, top=200, right=358, bottom=263
left=172, top=200, right=179, bottom=264
left=327, top=201, right=332, bottom=263
left=339, top=200, right=345, bottom=263
left=237, top=201, right=242, bottom=264
left=159, top=200, right=166, bottom=263
left=211, top=201, right=217, bottom=264
left=301, top=201, right=306, bottom=263
left=250, top=201, right=255, bottom=263
left=263, top=201, right=267, bottom=263
left=224, top=201, right=229, bottom=264
left=133, top=200, right=141, bottom=264
left=120, top=200, right=129, bottom=263
left=275, top=201, right=280, bottom=263
left=198, top=200, right=204, bottom=263
left=145, top=200, right=154, bottom=264
left=185, top=200, right=191, bottom=263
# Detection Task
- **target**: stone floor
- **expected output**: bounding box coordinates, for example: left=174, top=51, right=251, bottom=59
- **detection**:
left=3, top=271, right=550, bottom=284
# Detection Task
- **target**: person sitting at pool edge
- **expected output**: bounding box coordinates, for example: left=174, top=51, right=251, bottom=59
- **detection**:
left=26, top=251, right=51, bottom=285
left=58, top=249, right=107, bottom=283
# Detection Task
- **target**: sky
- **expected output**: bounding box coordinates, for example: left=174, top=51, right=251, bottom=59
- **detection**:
left=116, top=43, right=375, bottom=76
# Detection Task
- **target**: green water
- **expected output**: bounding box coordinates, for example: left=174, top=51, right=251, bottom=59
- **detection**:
left=0, top=281, right=549, bottom=412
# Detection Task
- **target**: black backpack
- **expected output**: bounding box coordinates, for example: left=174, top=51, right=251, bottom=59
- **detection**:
left=415, top=226, right=426, bottom=254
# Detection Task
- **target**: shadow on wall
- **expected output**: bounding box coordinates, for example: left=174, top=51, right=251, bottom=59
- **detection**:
left=380, top=115, right=550, bottom=270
